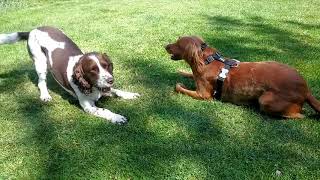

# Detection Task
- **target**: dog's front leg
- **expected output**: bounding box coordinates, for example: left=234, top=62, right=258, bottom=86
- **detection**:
left=111, top=88, right=140, bottom=100
left=175, top=83, right=211, bottom=100
left=178, top=70, right=194, bottom=79
left=78, top=97, right=127, bottom=124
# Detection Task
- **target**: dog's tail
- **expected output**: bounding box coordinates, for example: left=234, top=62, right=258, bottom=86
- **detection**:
left=306, top=92, right=320, bottom=113
left=0, top=32, right=29, bottom=44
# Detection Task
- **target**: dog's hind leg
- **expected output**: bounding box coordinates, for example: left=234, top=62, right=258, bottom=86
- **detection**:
left=259, top=91, right=304, bottom=119
left=282, top=103, right=304, bottom=119
left=28, top=33, right=52, bottom=102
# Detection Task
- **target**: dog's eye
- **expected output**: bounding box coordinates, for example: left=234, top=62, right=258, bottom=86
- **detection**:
left=90, top=70, right=97, bottom=74
left=91, top=66, right=98, bottom=72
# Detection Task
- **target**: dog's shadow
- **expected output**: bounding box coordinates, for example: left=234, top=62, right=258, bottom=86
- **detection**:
left=33, top=72, right=79, bottom=106
left=0, top=63, right=79, bottom=106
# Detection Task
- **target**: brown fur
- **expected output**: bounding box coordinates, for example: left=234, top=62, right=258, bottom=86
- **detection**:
left=165, top=36, right=320, bottom=118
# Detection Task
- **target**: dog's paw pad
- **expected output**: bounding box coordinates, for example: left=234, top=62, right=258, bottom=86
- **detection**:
left=175, top=83, right=186, bottom=92
left=111, top=114, right=127, bottom=124
left=40, top=94, right=52, bottom=102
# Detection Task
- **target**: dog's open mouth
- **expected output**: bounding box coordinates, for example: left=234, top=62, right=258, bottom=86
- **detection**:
left=170, top=54, right=181, bottom=60
left=96, top=86, right=111, bottom=93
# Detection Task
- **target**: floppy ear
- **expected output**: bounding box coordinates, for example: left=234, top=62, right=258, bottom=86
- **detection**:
left=102, top=53, right=113, bottom=74
left=108, top=61, right=113, bottom=75
left=72, top=62, right=92, bottom=95
left=185, top=43, right=204, bottom=68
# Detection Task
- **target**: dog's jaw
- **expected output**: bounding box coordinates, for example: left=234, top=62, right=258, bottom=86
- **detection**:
left=170, top=54, right=182, bottom=60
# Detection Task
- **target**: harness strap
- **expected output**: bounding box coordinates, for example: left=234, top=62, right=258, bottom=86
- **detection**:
left=201, top=43, right=240, bottom=100
left=214, top=59, right=240, bottom=100
left=205, top=52, right=225, bottom=65
left=214, top=63, right=231, bottom=100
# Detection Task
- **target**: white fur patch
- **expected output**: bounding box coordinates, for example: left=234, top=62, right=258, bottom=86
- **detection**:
left=67, top=55, right=82, bottom=98
left=111, top=88, right=140, bottom=99
left=30, top=29, right=65, bottom=66
left=0, top=32, right=19, bottom=44
left=27, top=31, right=52, bottom=102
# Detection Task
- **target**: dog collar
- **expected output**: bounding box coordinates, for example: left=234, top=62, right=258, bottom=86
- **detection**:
left=201, top=43, right=208, bottom=51
left=205, top=52, right=225, bottom=65
left=201, top=43, right=240, bottom=100
left=95, top=86, right=111, bottom=93
left=201, top=43, right=226, bottom=65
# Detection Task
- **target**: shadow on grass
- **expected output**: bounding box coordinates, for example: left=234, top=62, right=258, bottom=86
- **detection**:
left=0, top=65, right=33, bottom=92
left=0, top=62, right=78, bottom=105
left=6, top=59, right=320, bottom=179
left=2, top=15, right=320, bottom=179
left=45, top=55, right=317, bottom=178
left=202, top=15, right=320, bottom=63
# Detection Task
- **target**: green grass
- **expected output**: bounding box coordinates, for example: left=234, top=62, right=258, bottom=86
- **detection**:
left=1, top=0, right=320, bottom=179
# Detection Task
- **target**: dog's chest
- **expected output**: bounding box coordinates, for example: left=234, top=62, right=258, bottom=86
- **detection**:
left=87, top=89, right=103, bottom=101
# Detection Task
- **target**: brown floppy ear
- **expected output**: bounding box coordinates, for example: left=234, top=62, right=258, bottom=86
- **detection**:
left=102, top=53, right=113, bottom=75
left=185, top=43, right=204, bottom=69
left=108, top=61, right=113, bottom=75
left=72, top=62, right=92, bottom=95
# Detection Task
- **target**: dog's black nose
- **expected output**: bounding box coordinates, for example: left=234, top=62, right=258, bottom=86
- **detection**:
left=107, top=78, right=114, bottom=84
left=165, top=45, right=170, bottom=50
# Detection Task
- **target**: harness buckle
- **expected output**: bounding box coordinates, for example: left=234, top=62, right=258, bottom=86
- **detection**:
left=225, top=59, right=240, bottom=67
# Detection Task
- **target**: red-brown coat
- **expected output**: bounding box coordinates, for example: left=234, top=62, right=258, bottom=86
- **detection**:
left=165, top=36, right=320, bottom=118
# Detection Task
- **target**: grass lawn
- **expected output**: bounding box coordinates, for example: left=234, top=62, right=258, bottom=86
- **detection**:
left=1, top=0, right=320, bottom=179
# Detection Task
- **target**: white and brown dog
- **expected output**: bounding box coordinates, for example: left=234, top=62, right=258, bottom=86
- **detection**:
left=0, top=26, right=140, bottom=124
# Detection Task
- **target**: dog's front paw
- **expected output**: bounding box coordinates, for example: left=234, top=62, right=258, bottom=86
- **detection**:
left=40, top=94, right=52, bottom=102
left=110, top=113, right=127, bottom=124
left=175, top=83, right=186, bottom=92
left=102, top=91, right=113, bottom=97
left=119, top=92, right=141, bottom=100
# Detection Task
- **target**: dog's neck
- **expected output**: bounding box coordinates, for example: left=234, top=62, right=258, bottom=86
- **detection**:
left=185, top=58, right=203, bottom=75
left=186, top=54, right=224, bottom=77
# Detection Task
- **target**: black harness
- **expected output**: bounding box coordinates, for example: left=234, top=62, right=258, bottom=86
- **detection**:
left=201, top=43, right=240, bottom=100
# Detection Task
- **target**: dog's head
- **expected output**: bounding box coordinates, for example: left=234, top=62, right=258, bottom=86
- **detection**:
left=165, top=36, right=205, bottom=64
left=73, top=52, right=113, bottom=95
left=165, top=36, right=219, bottom=69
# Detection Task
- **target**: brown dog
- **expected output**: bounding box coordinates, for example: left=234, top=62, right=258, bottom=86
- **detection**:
left=165, top=36, right=320, bottom=118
